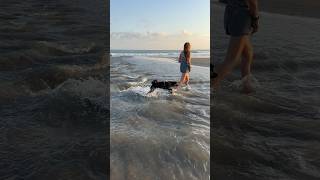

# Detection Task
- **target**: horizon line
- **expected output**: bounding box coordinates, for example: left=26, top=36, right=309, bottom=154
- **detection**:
left=110, top=49, right=210, bottom=51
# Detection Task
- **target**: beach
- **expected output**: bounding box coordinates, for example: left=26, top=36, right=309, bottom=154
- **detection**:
left=212, top=2, right=320, bottom=179
left=259, top=0, right=320, bottom=19
left=214, top=0, right=320, bottom=18
left=178, top=57, right=210, bottom=67
left=110, top=54, right=210, bottom=179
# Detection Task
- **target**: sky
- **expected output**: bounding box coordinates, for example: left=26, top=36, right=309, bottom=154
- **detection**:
left=111, top=0, right=210, bottom=50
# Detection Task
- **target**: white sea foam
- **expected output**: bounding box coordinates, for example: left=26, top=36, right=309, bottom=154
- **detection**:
left=213, top=4, right=320, bottom=179
left=111, top=55, right=210, bottom=179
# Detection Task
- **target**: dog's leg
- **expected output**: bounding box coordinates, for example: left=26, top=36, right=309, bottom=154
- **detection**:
left=147, top=87, right=155, bottom=94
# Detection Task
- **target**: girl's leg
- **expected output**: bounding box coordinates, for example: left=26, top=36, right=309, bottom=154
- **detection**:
left=213, top=36, right=248, bottom=88
left=241, top=38, right=254, bottom=93
left=241, top=38, right=253, bottom=78
left=179, top=73, right=187, bottom=86
left=185, top=73, right=190, bottom=85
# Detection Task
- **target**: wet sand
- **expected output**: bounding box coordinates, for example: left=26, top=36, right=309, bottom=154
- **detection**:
left=215, top=0, right=320, bottom=18
left=175, top=57, right=210, bottom=67
left=211, top=2, right=320, bottom=180
left=259, top=0, right=320, bottom=18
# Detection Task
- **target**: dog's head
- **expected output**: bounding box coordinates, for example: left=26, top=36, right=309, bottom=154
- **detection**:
left=151, top=80, right=158, bottom=86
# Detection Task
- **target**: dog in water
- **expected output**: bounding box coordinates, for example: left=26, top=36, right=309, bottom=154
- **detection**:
left=147, top=80, right=179, bottom=94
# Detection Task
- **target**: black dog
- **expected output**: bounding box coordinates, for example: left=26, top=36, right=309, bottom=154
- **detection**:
left=212, top=72, right=218, bottom=79
left=148, top=80, right=179, bottom=94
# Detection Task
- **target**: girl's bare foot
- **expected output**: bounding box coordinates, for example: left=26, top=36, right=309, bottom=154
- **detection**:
left=242, top=81, right=254, bottom=94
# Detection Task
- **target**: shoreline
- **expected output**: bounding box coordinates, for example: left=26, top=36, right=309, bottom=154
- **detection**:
left=175, top=57, right=210, bottom=68
left=259, top=0, right=320, bottom=19
left=111, top=55, right=210, bottom=68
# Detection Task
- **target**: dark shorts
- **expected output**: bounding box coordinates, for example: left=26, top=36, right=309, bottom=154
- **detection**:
left=180, top=62, right=190, bottom=73
left=224, top=5, right=252, bottom=36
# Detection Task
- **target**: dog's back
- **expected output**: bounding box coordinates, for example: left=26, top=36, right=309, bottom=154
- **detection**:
left=148, top=80, right=178, bottom=94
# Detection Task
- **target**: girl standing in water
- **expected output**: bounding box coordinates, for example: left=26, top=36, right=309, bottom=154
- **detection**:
left=213, top=0, right=259, bottom=93
left=179, top=42, right=192, bottom=89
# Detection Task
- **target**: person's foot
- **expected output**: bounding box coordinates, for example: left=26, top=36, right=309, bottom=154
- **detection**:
left=185, top=84, right=191, bottom=90
left=177, top=82, right=184, bottom=90
left=242, top=81, right=254, bottom=94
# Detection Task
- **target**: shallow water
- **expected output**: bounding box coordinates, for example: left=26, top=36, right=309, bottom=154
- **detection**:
left=111, top=56, right=210, bottom=180
left=0, top=0, right=108, bottom=179
left=111, top=50, right=210, bottom=58
left=212, top=4, right=320, bottom=179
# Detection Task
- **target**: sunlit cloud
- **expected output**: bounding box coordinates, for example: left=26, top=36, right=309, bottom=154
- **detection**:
left=111, top=31, right=169, bottom=40
left=111, top=0, right=209, bottom=50
left=111, top=32, right=142, bottom=39
left=112, top=30, right=196, bottom=40
left=181, top=30, right=193, bottom=36
left=111, top=30, right=209, bottom=50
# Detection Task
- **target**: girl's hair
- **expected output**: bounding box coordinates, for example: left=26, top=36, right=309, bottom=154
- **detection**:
left=183, top=42, right=191, bottom=60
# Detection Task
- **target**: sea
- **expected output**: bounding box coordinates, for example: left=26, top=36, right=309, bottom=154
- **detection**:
left=110, top=51, right=210, bottom=179
left=0, top=0, right=108, bottom=179
left=111, top=49, right=210, bottom=59
left=212, top=3, right=320, bottom=180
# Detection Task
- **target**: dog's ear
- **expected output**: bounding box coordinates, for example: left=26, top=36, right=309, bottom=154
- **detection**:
left=152, top=80, right=158, bottom=85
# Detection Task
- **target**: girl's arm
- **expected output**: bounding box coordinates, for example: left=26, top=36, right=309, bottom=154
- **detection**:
left=178, top=53, right=182, bottom=62
left=245, top=0, right=259, bottom=33
left=245, top=0, right=259, bottom=17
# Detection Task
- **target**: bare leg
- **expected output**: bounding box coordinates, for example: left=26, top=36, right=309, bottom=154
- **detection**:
left=241, top=38, right=254, bottom=93
left=185, top=73, right=190, bottom=85
left=179, top=73, right=187, bottom=87
left=213, top=36, right=248, bottom=88
left=241, top=38, right=253, bottom=78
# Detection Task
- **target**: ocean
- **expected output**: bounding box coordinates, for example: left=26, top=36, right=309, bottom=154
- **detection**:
left=0, top=0, right=108, bottom=179
left=1, top=0, right=318, bottom=179
left=111, top=49, right=210, bottom=59
left=110, top=53, right=210, bottom=179
left=212, top=4, right=320, bottom=179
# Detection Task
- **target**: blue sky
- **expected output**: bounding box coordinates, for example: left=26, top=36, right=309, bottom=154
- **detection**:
left=111, top=0, right=210, bottom=50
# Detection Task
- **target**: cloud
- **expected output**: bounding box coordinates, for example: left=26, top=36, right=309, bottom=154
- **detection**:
left=111, top=30, right=209, bottom=49
left=111, top=31, right=168, bottom=40
left=146, top=31, right=168, bottom=38
left=181, top=30, right=193, bottom=36
left=112, top=29, right=195, bottom=40
left=111, top=32, right=142, bottom=39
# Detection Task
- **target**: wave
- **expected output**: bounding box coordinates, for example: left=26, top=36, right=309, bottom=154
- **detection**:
left=0, top=0, right=108, bottom=179
left=0, top=78, right=109, bottom=179
left=0, top=54, right=108, bottom=103
left=31, top=78, right=108, bottom=127
left=111, top=50, right=210, bottom=58
left=111, top=55, right=210, bottom=179
left=33, top=41, right=97, bottom=56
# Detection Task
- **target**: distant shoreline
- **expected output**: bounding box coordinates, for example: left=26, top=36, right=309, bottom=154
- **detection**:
left=111, top=56, right=210, bottom=68
left=259, top=0, right=320, bottom=19
left=175, top=57, right=210, bottom=68
left=214, top=0, right=320, bottom=19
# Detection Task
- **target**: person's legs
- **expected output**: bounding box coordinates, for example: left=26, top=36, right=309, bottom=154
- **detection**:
left=241, top=38, right=253, bottom=78
left=185, top=73, right=190, bottom=85
left=241, top=37, right=254, bottom=93
left=213, top=36, right=248, bottom=88
left=179, top=73, right=187, bottom=86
